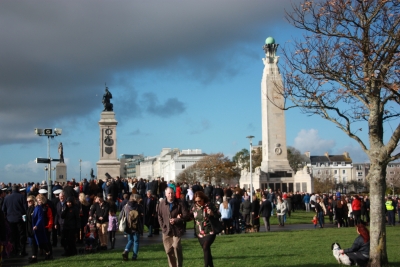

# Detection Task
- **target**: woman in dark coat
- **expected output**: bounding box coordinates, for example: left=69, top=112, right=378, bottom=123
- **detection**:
left=78, top=193, right=90, bottom=243
left=250, top=195, right=260, bottom=232
left=61, top=197, right=80, bottom=256
left=335, top=199, right=345, bottom=228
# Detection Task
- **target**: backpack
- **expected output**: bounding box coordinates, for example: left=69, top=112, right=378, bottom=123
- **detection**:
left=127, top=208, right=139, bottom=230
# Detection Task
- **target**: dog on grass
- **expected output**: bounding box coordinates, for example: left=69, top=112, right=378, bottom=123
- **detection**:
left=244, top=224, right=259, bottom=233
left=332, top=242, right=352, bottom=265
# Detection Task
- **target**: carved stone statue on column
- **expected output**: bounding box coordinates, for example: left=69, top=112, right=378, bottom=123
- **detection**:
left=58, top=142, right=64, bottom=163
left=102, top=86, right=113, bottom=111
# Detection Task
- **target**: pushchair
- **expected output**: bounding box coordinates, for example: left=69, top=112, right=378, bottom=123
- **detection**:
left=78, top=219, right=100, bottom=254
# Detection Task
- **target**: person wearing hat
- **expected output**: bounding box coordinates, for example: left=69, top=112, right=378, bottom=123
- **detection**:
left=19, top=187, right=27, bottom=198
left=2, top=185, right=28, bottom=256
left=52, top=182, right=62, bottom=195
left=61, top=197, right=80, bottom=256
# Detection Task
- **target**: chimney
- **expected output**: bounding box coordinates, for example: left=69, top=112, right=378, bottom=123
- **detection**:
left=324, top=152, right=329, bottom=158
left=304, top=151, right=310, bottom=158
left=343, top=151, right=350, bottom=159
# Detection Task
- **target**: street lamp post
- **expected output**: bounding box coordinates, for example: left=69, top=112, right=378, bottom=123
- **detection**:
left=51, top=167, right=56, bottom=181
left=44, top=167, right=48, bottom=181
left=80, top=159, right=82, bottom=181
left=246, top=135, right=255, bottom=203
left=35, top=128, right=62, bottom=200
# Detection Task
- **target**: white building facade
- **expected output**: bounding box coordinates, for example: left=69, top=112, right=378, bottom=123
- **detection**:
left=139, top=148, right=205, bottom=181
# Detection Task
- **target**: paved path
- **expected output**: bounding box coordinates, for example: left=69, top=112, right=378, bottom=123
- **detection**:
left=2, top=223, right=335, bottom=266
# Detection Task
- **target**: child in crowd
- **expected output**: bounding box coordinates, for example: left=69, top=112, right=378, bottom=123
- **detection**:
left=85, top=225, right=97, bottom=250
left=312, top=215, right=318, bottom=228
left=108, top=210, right=118, bottom=249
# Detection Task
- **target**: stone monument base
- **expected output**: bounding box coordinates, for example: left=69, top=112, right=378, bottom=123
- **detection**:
left=56, top=163, right=67, bottom=183
left=293, top=167, right=313, bottom=193
left=96, top=160, right=120, bottom=181
left=240, top=166, right=312, bottom=193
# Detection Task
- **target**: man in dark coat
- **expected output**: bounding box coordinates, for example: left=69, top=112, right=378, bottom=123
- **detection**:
left=203, top=183, right=213, bottom=201
left=109, top=179, right=119, bottom=203
left=259, top=194, right=272, bottom=232
left=224, top=187, right=233, bottom=200
left=82, top=179, right=89, bottom=195
left=213, top=185, right=224, bottom=202
left=144, top=190, right=157, bottom=237
left=54, top=191, right=66, bottom=253
left=89, top=194, right=109, bottom=249
left=137, top=178, right=146, bottom=200
left=63, top=182, right=78, bottom=200
left=158, top=178, right=167, bottom=198
left=151, top=179, right=159, bottom=198
left=2, top=185, right=27, bottom=256
left=158, top=187, right=189, bottom=267
left=229, top=194, right=241, bottom=234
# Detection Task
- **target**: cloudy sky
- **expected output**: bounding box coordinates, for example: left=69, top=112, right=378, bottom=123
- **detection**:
left=1, top=0, right=374, bottom=184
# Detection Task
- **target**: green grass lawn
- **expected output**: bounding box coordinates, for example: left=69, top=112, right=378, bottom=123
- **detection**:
left=34, top=225, right=400, bottom=267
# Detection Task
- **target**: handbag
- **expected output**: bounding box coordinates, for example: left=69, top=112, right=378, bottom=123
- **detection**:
left=119, top=206, right=127, bottom=232
left=209, top=216, right=224, bottom=234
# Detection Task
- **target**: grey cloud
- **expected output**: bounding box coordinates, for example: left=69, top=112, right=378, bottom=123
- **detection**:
left=188, top=119, right=211, bottom=135
left=130, top=129, right=150, bottom=136
left=143, top=93, right=186, bottom=118
left=247, top=123, right=256, bottom=131
left=0, top=0, right=292, bottom=145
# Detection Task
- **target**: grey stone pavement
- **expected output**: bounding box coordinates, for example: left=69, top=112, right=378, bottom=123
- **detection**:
left=2, top=223, right=335, bottom=266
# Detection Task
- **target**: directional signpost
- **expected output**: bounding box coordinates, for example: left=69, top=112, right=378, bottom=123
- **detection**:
left=34, top=128, right=62, bottom=200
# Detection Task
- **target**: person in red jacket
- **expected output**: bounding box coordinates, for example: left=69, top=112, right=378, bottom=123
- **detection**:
left=351, top=195, right=362, bottom=225
left=175, top=183, right=182, bottom=199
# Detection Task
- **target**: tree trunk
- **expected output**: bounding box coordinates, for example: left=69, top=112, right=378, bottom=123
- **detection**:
left=367, top=161, right=388, bottom=267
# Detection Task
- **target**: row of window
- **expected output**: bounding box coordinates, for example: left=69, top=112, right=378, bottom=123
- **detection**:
left=316, top=163, right=399, bottom=169
left=317, top=169, right=348, bottom=175
left=316, top=162, right=347, bottom=167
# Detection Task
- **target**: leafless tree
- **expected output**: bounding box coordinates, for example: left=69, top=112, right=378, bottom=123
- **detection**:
left=282, top=1, right=400, bottom=266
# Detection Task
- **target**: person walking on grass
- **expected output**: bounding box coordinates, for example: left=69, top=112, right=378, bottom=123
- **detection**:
left=191, top=191, right=220, bottom=267
left=259, top=194, right=272, bottom=232
left=276, top=195, right=287, bottom=227
left=158, top=187, right=189, bottom=267
left=121, top=194, right=144, bottom=261
left=315, top=197, right=326, bottom=228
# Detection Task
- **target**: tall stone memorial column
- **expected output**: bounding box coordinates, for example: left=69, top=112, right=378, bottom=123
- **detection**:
left=241, top=37, right=312, bottom=193
left=96, top=87, right=120, bottom=180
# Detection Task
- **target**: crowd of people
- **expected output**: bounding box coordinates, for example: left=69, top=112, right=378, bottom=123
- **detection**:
left=0, top=177, right=398, bottom=266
